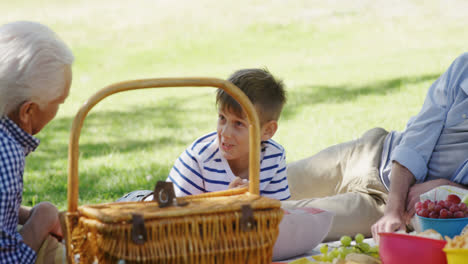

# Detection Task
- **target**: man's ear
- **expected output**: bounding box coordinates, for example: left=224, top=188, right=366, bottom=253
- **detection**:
left=8, top=101, right=37, bottom=134
left=260, top=120, right=278, bottom=141
left=19, top=101, right=37, bottom=123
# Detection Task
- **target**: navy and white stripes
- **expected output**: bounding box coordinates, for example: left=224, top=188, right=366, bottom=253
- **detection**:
left=0, top=117, right=39, bottom=263
left=167, top=132, right=290, bottom=200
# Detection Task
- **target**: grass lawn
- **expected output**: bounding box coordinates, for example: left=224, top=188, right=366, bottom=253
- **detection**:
left=1, top=0, right=468, bottom=210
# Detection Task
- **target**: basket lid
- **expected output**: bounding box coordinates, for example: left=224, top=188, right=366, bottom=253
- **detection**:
left=78, top=194, right=281, bottom=223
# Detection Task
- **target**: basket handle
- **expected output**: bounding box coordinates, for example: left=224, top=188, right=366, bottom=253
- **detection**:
left=67, top=78, right=261, bottom=212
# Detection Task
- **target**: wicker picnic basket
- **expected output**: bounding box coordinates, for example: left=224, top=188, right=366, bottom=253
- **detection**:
left=61, top=78, right=284, bottom=263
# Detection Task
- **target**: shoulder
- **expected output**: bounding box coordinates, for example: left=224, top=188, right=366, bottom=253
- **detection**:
left=261, top=139, right=286, bottom=165
left=444, top=53, right=468, bottom=94
left=455, top=52, right=468, bottom=63
left=448, top=52, right=468, bottom=75
left=0, top=130, right=23, bottom=161
left=262, top=138, right=285, bottom=154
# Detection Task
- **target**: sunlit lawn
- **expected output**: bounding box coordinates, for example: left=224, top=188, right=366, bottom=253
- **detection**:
left=1, top=0, right=468, bottom=209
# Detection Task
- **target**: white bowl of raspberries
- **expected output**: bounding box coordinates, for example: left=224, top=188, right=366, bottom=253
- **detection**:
left=415, top=194, right=468, bottom=238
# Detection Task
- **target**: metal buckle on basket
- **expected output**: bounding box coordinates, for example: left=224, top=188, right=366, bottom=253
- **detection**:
left=131, top=213, right=147, bottom=244
left=153, top=181, right=188, bottom=207
left=240, top=204, right=256, bottom=232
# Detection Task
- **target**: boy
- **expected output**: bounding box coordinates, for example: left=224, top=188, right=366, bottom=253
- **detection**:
left=119, top=68, right=290, bottom=201
left=0, top=21, right=74, bottom=263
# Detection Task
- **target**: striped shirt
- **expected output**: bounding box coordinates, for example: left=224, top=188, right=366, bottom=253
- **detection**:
left=0, top=117, right=38, bottom=264
left=167, top=132, right=290, bottom=201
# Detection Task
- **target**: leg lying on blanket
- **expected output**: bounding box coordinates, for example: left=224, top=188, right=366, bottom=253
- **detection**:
left=284, top=127, right=389, bottom=241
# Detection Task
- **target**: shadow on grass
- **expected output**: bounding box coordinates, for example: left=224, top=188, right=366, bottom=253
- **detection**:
left=282, top=73, right=441, bottom=120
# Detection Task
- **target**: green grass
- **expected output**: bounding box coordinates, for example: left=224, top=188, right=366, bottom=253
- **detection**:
left=1, top=0, right=468, bottom=210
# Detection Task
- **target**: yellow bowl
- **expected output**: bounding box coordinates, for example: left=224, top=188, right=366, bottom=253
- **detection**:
left=444, top=248, right=468, bottom=264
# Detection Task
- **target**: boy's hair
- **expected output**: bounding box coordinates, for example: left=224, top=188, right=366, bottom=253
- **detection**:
left=216, top=68, right=286, bottom=124
left=0, top=21, right=74, bottom=117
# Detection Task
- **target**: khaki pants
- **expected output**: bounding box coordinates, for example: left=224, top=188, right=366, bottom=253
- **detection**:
left=35, top=235, right=65, bottom=264
left=283, top=127, right=389, bottom=241
left=17, top=226, right=65, bottom=264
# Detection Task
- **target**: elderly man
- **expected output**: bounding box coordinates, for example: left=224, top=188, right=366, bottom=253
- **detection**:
left=0, top=21, right=74, bottom=263
left=284, top=52, right=468, bottom=242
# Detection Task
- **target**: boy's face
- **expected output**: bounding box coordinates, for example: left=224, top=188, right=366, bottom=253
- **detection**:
left=217, top=106, right=250, bottom=165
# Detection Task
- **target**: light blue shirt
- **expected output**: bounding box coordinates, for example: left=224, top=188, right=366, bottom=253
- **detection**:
left=380, top=53, right=468, bottom=189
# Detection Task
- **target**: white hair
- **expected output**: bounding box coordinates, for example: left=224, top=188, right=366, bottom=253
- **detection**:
left=0, top=21, right=74, bottom=116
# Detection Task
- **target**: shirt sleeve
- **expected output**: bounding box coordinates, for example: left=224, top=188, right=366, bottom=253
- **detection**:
left=260, top=151, right=290, bottom=201
left=166, top=148, right=206, bottom=197
left=0, top=141, right=36, bottom=263
left=390, top=53, right=468, bottom=182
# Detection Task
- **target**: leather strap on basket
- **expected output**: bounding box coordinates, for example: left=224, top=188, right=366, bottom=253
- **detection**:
left=241, top=205, right=256, bottom=232
left=131, top=214, right=147, bottom=244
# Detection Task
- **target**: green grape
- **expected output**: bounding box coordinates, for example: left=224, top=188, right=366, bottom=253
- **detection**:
left=330, top=248, right=340, bottom=258
left=317, top=235, right=377, bottom=263
left=351, top=246, right=361, bottom=253
left=345, top=247, right=354, bottom=254
left=357, top=242, right=371, bottom=253
left=319, top=244, right=328, bottom=254
left=340, top=235, right=352, bottom=247
left=338, top=247, right=351, bottom=259
left=355, top=233, right=365, bottom=244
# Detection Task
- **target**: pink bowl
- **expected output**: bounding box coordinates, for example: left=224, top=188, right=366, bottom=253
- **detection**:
left=379, top=232, right=447, bottom=264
